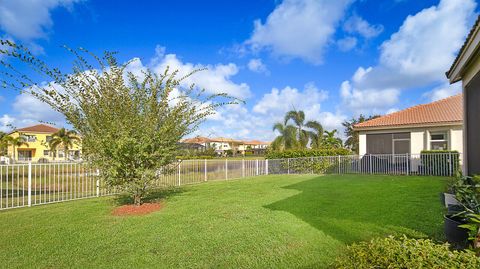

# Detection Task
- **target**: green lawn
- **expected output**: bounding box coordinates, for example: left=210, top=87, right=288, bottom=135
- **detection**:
left=0, top=174, right=446, bottom=268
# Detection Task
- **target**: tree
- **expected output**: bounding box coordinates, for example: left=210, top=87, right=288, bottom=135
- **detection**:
left=323, top=130, right=343, bottom=148
left=271, top=122, right=298, bottom=151
left=342, top=114, right=380, bottom=153
left=48, top=128, right=80, bottom=161
left=3, top=135, right=29, bottom=161
left=305, top=120, right=324, bottom=149
left=0, top=40, right=234, bottom=205
left=284, top=110, right=309, bottom=148
left=0, top=132, right=7, bottom=156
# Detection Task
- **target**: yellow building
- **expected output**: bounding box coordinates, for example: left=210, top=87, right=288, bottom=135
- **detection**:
left=6, top=124, right=81, bottom=162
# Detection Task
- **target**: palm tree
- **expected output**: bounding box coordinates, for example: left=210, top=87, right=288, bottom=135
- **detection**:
left=323, top=130, right=343, bottom=148
left=284, top=110, right=309, bottom=148
left=48, top=128, right=80, bottom=161
left=305, top=120, right=324, bottom=149
left=3, top=135, right=29, bottom=161
left=271, top=122, right=298, bottom=150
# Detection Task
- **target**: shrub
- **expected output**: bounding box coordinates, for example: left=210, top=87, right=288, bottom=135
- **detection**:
left=266, top=148, right=351, bottom=159
left=334, top=236, right=480, bottom=269
left=0, top=41, right=235, bottom=205
left=420, top=150, right=460, bottom=176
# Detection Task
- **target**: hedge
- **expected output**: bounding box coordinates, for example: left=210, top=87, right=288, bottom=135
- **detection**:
left=420, top=150, right=460, bottom=176
left=266, top=148, right=351, bottom=159
left=334, top=235, right=480, bottom=268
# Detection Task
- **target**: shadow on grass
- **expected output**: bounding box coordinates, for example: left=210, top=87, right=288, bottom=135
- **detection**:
left=114, top=187, right=185, bottom=206
left=264, top=175, right=445, bottom=244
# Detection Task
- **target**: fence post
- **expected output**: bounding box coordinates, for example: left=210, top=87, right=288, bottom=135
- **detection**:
left=256, top=159, right=259, bottom=176
left=287, top=158, right=290, bottom=174
left=96, top=179, right=100, bottom=197
left=337, top=156, right=340, bottom=174
left=448, top=152, right=453, bottom=177
left=242, top=159, right=245, bottom=178
left=27, top=162, right=32, bottom=207
left=225, top=159, right=228, bottom=180
left=369, top=154, right=372, bottom=174
left=204, top=159, right=207, bottom=182
left=266, top=159, right=269, bottom=175
left=178, top=162, right=181, bottom=186
left=406, top=154, right=409, bottom=176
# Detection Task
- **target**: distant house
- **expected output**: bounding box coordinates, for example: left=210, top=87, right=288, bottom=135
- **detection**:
left=5, top=124, right=82, bottom=162
left=181, top=136, right=270, bottom=156
left=354, top=95, right=463, bottom=156
left=447, top=15, right=480, bottom=175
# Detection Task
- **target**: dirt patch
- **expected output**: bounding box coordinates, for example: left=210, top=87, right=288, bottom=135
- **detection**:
left=112, top=202, right=164, bottom=216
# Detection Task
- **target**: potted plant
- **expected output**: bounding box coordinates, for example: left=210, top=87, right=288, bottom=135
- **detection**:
left=445, top=176, right=480, bottom=249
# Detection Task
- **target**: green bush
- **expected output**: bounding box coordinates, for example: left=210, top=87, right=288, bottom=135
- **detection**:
left=266, top=148, right=351, bottom=159
left=420, top=150, right=460, bottom=176
left=334, top=236, right=480, bottom=269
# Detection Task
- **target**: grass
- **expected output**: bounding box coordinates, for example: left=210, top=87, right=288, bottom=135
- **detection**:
left=0, top=174, right=446, bottom=268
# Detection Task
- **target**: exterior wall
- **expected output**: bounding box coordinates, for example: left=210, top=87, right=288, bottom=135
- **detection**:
left=359, top=134, right=367, bottom=155
left=6, top=131, right=81, bottom=162
left=465, top=75, right=480, bottom=175
left=358, top=125, right=463, bottom=156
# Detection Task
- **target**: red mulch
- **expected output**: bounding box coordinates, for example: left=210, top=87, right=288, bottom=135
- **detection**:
left=112, top=202, right=164, bottom=216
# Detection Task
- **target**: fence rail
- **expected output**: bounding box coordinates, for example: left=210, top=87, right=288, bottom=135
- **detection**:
left=0, top=153, right=459, bottom=211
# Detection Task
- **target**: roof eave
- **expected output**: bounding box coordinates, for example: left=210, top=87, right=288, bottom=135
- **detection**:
left=447, top=16, right=480, bottom=84
left=353, top=121, right=463, bottom=132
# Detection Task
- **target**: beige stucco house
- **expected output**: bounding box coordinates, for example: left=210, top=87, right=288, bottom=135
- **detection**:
left=354, top=94, right=463, bottom=157
left=447, top=16, right=480, bottom=176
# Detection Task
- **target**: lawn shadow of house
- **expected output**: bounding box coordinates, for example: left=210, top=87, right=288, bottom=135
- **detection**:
left=264, top=175, right=444, bottom=244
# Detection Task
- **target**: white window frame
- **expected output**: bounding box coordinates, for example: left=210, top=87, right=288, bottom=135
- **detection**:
left=430, top=131, right=449, bottom=150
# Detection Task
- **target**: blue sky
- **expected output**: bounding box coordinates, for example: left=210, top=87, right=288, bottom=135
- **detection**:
left=0, top=0, right=477, bottom=141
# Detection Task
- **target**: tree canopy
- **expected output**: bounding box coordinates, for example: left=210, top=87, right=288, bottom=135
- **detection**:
left=271, top=110, right=344, bottom=151
left=0, top=40, right=236, bottom=204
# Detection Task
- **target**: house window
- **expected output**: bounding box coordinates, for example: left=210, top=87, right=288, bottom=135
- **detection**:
left=430, top=132, right=448, bottom=150
left=366, top=132, right=410, bottom=155
left=46, top=136, right=52, bottom=142
left=21, top=135, right=37, bottom=142
left=43, top=150, right=50, bottom=156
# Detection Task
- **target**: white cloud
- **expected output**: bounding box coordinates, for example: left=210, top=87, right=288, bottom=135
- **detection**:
left=195, top=83, right=342, bottom=141
left=0, top=0, right=81, bottom=42
left=343, top=15, right=383, bottom=39
left=148, top=48, right=251, bottom=99
left=354, top=0, right=476, bottom=90
left=337, top=37, right=358, bottom=51
left=0, top=114, right=14, bottom=132
left=246, top=0, right=352, bottom=64
left=0, top=93, right=67, bottom=132
left=247, top=58, right=269, bottom=74
left=253, top=83, right=328, bottom=119
left=340, top=80, right=401, bottom=115
left=423, top=82, right=462, bottom=102
left=340, top=0, right=475, bottom=115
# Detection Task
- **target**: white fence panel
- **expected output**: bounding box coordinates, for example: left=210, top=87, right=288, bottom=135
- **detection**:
left=0, top=152, right=460, bottom=211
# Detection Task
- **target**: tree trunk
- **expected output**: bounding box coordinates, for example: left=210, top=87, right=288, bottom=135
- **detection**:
left=133, top=194, right=142, bottom=206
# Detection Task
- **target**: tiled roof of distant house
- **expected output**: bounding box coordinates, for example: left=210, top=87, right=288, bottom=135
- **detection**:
left=354, top=94, right=463, bottom=130
left=182, top=137, right=212, bottom=144
left=16, top=124, right=60, bottom=133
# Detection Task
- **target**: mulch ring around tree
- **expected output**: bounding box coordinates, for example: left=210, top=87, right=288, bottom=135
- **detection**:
left=112, top=202, right=164, bottom=216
